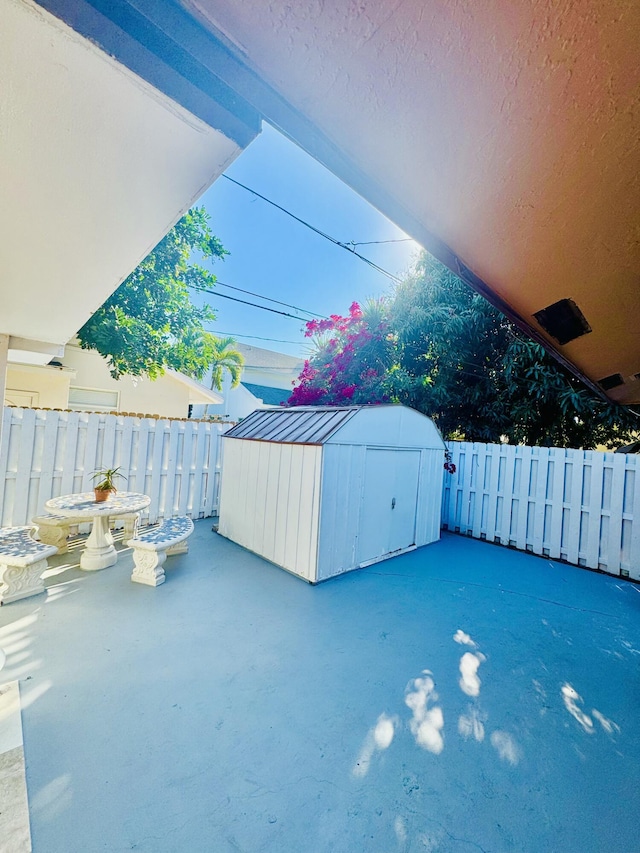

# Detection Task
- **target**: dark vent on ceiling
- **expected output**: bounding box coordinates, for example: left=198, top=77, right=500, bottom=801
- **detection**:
left=598, top=373, right=624, bottom=391
left=533, top=298, right=592, bottom=345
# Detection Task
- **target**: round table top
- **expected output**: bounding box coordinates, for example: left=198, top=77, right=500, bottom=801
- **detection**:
left=45, top=491, right=151, bottom=518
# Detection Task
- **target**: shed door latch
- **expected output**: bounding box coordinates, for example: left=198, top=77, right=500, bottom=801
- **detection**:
left=391, top=497, right=396, bottom=509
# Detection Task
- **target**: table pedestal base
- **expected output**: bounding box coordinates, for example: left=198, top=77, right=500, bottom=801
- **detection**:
left=80, top=516, right=117, bottom=571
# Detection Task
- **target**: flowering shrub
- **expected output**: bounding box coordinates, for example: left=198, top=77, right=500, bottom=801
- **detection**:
left=287, top=300, right=397, bottom=407
left=443, top=447, right=456, bottom=474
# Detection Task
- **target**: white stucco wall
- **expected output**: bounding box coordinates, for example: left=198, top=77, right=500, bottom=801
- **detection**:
left=242, top=366, right=299, bottom=390
left=4, top=364, right=72, bottom=409
left=62, top=345, right=192, bottom=418
left=5, top=344, right=219, bottom=418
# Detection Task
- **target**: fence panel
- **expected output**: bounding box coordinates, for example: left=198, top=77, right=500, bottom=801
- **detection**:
left=0, top=408, right=225, bottom=528
left=442, top=441, right=639, bottom=579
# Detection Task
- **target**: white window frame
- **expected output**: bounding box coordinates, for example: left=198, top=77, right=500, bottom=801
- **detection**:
left=68, top=385, right=120, bottom=413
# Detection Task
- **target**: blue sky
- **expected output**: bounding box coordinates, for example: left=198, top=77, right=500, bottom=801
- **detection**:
left=195, top=123, right=420, bottom=359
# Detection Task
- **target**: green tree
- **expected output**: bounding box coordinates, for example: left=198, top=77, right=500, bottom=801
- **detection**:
left=391, top=254, right=637, bottom=448
left=290, top=253, right=637, bottom=449
left=206, top=336, right=244, bottom=391
left=77, top=208, right=227, bottom=380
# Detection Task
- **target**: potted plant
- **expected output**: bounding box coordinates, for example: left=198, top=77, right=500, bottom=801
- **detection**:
left=91, top=467, right=126, bottom=502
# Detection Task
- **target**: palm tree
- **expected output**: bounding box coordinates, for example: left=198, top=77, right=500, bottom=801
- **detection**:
left=207, top=336, right=244, bottom=391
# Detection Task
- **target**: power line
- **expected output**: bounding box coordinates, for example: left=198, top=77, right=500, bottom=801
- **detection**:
left=205, top=329, right=306, bottom=345
left=214, top=279, right=325, bottom=319
left=348, top=238, right=413, bottom=247
left=222, top=174, right=404, bottom=284
left=187, top=283, right=308, bottom=322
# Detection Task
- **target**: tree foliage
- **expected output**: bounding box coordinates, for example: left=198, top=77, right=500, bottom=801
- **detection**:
left=77, top=208, right=228, bottom=380
left=392, top=255, right=637, bottom=447
left=206, top=336, right=244, bottom=391
left=289, top=253, right=637, bottom=449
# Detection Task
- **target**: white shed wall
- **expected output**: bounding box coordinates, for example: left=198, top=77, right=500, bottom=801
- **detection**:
left=415, top=449, right=445, bottom=547
left=218, top=439, right=322, bottom=581
left=327, top=406, right=444, bottom=449
left=316, top=443, right=366, bottom=581
left=316, top=443, right=443, bottom=582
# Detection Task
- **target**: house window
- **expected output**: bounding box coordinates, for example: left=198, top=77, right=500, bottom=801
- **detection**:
left=68, top=386, right=119, bottom=412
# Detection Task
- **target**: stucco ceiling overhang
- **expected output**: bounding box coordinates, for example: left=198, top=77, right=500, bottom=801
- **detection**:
left=30, top=0, right=640, bottom=405
left=174, top=0, right=640, bottom=403
left=176, top=0, right=637, bottom=407
left=1, top=0, right=259, bottom=362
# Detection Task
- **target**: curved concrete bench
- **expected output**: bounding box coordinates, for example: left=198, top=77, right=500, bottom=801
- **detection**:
left=32, top=512, right=140, bottom=554
left=0, top=527, right=58, bottom=604
left=127, top=516, right=194, bottom=587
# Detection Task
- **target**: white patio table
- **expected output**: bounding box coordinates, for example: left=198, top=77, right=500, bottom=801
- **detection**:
left=45, top=492, right=151, bottom=571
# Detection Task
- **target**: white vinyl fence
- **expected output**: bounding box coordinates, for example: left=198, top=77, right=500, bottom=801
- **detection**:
left=0, top=408, right=225, bottom=528
left=442, top=442, right=639, bottom=579
left=2, top=411, right=638, bottom=579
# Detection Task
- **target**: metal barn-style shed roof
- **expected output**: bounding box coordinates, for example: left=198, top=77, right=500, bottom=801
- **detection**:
left=224, top=407, right=359, bottom=445
left=224, top=405, right=445, bottom=448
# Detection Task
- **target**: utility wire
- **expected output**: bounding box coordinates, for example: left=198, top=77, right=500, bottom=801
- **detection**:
left=187, top=283, right=308, bottom=322
left=348, top=238, right=413, bottom=247
left=214, top=279, right=325, bottom=318
left=205, top=329, right=306, bottom=345
left=222, top=174, right=404, bottom=285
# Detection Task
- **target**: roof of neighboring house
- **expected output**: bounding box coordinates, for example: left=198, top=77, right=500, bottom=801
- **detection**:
left=241, top=382, right=291, bottom=406
left=165, top=370, right=223, bottom=405
left=237, top=343, right=304, bottom=371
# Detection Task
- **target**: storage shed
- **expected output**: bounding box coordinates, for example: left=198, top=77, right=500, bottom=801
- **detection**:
left=218, top=405, right=445, bottom=583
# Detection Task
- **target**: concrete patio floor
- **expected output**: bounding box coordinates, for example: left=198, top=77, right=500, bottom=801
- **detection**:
left=1, top=522, right=639, bottom=853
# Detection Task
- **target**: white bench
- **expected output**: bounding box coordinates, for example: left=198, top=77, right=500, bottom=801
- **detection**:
left=127, top=516, right=194, bottom=587
left=32, top=512, right=141, bottom=554
left=0, top=527, right=58, bottom=604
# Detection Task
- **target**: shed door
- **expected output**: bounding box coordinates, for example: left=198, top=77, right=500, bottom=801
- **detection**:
left=357, top=449, right=421, bottom=564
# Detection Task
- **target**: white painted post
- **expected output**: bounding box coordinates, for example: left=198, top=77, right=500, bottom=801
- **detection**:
left=532, top=447, right=549, bottom=555
left=606, top=453, right=627, bottom=575
left=629, top=456, right=640, bottom=581
left=500, top=444, right=517, bottom=544
left=565, top=448, right=585, bottom=567
left=471, top=443, right=485, bottom=538
left=0, top=334, right=8, bottom=452
left=484, top=444, right=501, bottom=543
left=585, top=451, right=605, bottom=569
left=548, top=448, right=565, bottom=559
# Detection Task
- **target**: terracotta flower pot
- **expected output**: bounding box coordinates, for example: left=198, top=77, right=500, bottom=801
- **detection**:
left=94, top=488, right=115, bottom=503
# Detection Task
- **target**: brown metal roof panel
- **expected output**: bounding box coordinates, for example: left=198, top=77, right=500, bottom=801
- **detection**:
left=299, top=409, right=356, bottom=443
left=223, top=407, right=358, bottom=443
left=268, top=410, right=318, bottom=442
left=285, top=409, right=356, bottom=443
left=223, top=409, right=271, bottom=439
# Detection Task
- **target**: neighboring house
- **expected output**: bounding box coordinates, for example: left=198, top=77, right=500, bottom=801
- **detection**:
left=4, top=340, right=222, bottom=419
left=192, top=343, right=304, bottom=422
